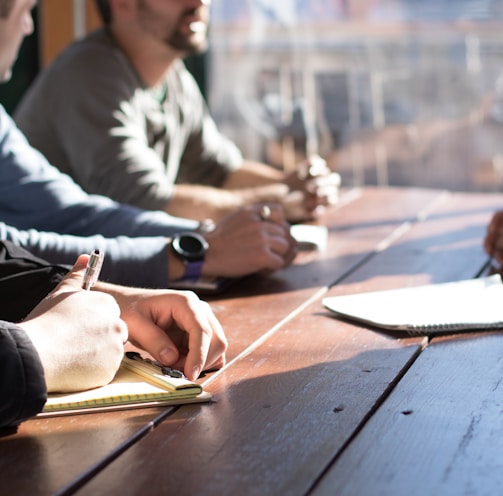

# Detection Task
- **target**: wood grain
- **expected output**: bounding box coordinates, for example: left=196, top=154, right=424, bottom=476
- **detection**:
left=1, top=187, right=499, bottom=496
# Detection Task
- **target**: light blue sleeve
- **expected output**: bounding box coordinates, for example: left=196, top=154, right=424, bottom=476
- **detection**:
left=0, top=222, right=170, bottom=288
left=0, top=106, right=198, bottom=238
left=0, top=106, right=200, bottom=288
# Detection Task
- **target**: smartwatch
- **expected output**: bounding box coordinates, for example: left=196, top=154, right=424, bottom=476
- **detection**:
left=170, top=232, right=209, bottom=280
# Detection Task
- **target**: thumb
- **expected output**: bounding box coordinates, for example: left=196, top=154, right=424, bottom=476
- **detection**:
left=52, top=254, right=90, bottom=294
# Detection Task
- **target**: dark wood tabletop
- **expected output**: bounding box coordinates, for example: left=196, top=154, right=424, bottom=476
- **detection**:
left=2, top=186, right=502, bottom=496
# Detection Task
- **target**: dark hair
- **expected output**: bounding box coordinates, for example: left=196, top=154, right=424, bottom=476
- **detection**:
left=95, top=0, right=112, bottom=25
left=0, top=0, right=16, bottom=19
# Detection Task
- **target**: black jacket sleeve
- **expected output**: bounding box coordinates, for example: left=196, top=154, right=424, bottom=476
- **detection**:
left=0, top=240, right=69, bottom=427
left=0, top=322, right=47, bottom=428
left=0, top=240, right=69, bottom=322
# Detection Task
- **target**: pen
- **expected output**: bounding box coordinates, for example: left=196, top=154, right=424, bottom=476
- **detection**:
left=82, top=249, right=104, bottom=290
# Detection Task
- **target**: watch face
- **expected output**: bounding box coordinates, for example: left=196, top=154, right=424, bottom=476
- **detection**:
left=172, top=232, right=208, bottom=261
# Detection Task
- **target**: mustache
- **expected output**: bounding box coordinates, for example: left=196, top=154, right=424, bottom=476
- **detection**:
left=182, top=5, right=207, bottom=19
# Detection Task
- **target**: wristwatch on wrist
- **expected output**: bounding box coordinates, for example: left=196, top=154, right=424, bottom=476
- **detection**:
left=170, top=232, right=209, bottom=281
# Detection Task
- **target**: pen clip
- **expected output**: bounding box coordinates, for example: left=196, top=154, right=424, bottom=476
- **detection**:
left=125, top=351, right=185, bottom=379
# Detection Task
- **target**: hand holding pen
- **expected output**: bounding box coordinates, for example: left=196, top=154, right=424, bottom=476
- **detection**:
left=20, top=250, right=128, bottom=392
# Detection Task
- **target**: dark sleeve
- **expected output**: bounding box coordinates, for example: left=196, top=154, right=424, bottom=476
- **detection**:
left=0, top=321, right=47, bottom=428
left=0, top=241, right=69, bottom=322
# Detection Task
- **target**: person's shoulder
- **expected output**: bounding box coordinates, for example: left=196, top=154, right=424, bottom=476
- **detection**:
left=48, top=28, right=125, bottom=76
left=69, top=28, right=118, bottom=56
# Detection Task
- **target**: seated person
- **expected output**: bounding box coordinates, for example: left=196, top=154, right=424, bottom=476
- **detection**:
left=14, top=0, right=340, bottom=223
left=0, top=240, right=227, bottom=429
left=0, top=0, right=297, bottom=289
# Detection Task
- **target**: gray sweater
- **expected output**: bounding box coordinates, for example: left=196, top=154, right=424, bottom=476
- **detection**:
left=15, top=28, right=243, bottom=211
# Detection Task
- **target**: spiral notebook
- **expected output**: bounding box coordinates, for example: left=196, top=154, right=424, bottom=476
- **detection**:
left=322, top=274, right=503, bottom=335
left=38, top=351, right=211, bottom=417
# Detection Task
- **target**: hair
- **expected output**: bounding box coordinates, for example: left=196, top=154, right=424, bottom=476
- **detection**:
left=0, top=0, right=16, bottom=19
left=95, top=0, right=112, bottom=25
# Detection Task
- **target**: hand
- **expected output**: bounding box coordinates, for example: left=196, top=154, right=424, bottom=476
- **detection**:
left=202, top=204, right=298, bottom=277
left=484, top=210, right=503, bottom=266
left=98, top=285, right=227, bottom=381
left=284, top=155, right=341, bottom=222
left=19, top=254, right=128, bottom=393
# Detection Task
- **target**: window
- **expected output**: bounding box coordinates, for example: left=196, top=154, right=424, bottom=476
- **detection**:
left=208, top=0, right=503, bottom=192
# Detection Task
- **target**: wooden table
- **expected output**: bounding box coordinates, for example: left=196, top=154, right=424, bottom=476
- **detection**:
left=2, top=186, right=503, bottom=496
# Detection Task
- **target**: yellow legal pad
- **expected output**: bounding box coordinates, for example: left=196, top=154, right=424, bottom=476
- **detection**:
left=38, top=353, right=212, bottom=417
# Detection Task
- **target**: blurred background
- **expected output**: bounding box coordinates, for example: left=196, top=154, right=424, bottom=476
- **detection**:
left=4, top=0, right=503, bottom=193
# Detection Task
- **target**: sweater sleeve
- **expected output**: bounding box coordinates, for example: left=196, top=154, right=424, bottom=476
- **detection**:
left=0, top=223, right=173, bottom=289
left=0, top=322, right=47, bottom=429
left=0, top=105, right=200, bottom=288
left=0, top=105, right=198, bottom=238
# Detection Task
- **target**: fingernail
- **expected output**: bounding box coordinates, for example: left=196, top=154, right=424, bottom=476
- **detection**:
left=190, top=365, right=201, bottom=380
left=160, top=348, right=177, bottom=364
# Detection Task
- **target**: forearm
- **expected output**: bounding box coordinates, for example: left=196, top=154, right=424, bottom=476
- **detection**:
left=167, top=184, right=244, bottom=221
left=222, top=160, right=284, bottom=189
left=167, top=182, right=289, bottom=222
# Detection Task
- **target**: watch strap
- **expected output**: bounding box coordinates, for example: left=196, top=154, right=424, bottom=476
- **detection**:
left=181, top=260, right=204, bottom=281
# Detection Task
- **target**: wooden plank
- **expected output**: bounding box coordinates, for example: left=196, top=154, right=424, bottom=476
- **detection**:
left=323, top=189, right=501, bottom=299
left=210, top=187, right=446, bottom=363
left=306, top=191, right=503, bottom=495
left=70, top=191, right=496, bottom=495
left=73, top=299, right=424, bottom=495
left=0, top=188, right=443, bottom=495
left=312, top=332, right=503, bottom=496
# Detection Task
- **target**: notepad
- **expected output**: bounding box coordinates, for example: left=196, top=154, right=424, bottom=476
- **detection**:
left=38, top=353, right=211, bottom=417
left=322, top=274, right=503, bottom=335
left=290, top=224, right=328, bottom=251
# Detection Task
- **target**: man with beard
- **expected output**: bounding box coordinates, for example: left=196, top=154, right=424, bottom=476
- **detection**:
left=14, top=0, right=340, bottom=223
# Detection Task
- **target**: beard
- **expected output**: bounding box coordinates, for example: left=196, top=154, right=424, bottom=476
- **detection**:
left=137, top=0, right=209, bottom=56
left=168, top=29, right=208, bottom=56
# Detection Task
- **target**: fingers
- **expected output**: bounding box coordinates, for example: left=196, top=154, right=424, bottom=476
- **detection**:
left=203, top=204, right=298, bottom=277
left=253, top=202, right=287, bottom=226
left=124, top=291, right=227, bottom=381
left=183, top=299, right=227, bottom=379
left=282, top=157, right=340, bottom=222
left=304, top=171, right=340, bottom=217
left=240, top=203, right=298, bottom=268
left=253, top=203, right=298, bottom=268
left=306, top=172, right=341, bottom=198
left=127, top=314, right=181, bottom=369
